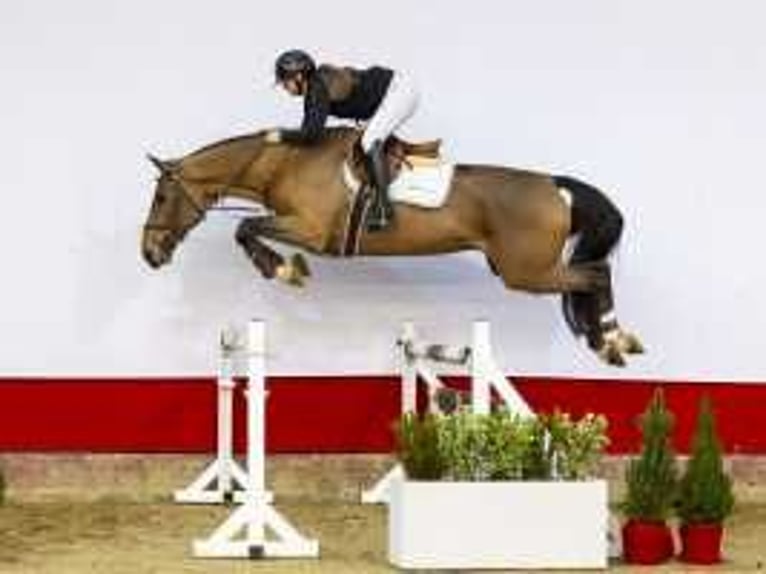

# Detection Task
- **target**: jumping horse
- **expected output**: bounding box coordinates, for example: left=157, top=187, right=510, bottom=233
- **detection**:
left=141, top=127, right=643, bottom=366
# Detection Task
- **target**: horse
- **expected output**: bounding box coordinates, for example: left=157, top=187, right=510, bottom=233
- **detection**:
left=141, top=126, right=643, bottom=366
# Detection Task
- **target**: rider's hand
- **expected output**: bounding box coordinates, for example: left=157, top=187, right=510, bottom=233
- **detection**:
left=265, top=130, right=281, bottom=144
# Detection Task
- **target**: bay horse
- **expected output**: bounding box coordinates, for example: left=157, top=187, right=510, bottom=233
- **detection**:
left=141, top=127, right=643, bottom=366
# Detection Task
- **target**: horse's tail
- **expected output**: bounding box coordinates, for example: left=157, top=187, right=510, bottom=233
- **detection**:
left=553, top=175, right=624, bottom=252
left=552, top=175, right=624, bottom=338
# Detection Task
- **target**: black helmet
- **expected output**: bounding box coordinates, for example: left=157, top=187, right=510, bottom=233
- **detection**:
left=275, top=49, right=316, bottom=81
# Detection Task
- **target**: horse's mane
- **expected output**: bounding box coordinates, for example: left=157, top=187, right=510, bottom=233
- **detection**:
left=187, top=131, right=267, bottom=159
left=185, top=126, right=358, bottom=160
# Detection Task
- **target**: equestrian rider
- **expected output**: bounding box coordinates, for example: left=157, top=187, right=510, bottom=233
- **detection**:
left=266, top=49, right=419, bottom=231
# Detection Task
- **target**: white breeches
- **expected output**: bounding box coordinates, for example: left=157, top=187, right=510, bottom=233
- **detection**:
left=360, top=71, right=419, bottom=152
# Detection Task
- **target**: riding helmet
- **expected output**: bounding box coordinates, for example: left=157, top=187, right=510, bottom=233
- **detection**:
left=275, top=49, right=316, bottom=81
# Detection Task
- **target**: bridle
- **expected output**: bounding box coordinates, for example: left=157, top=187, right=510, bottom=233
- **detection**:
left=143, top=141, right=267, bottom=239
left=142, top=174, right=208, bottom=234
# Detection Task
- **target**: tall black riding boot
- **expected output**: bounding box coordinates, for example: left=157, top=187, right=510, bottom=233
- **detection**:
left=363, top=140, right=394, bottom=232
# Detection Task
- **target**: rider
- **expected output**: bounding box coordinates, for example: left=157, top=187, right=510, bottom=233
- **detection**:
left=267, top=49, right=419, bottom=231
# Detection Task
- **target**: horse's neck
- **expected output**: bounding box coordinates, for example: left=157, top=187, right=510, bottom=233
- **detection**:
left=187, top=129, right=356, bottom=209
left=273, top=137, right=354, bottom=203
left=184, top=139, right=280, bottom=206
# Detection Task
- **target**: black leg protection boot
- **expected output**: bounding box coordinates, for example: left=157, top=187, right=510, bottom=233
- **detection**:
left=364, top=140, right=394, bottom=232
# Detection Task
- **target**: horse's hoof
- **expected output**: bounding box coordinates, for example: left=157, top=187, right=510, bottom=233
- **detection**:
left=598, top=342, right=626, bottom=367
left=287, top=275, right=305, bottom=288
left=618, top=331, right=645, bottom=354
left=291, top=253, right=311, bottom=278
left=276, top=264, right=306, bottom=288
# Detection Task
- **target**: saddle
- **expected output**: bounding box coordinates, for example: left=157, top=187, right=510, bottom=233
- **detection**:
left=350, top=135, right=442, bottom=185
left=340, top=135, right=443, bottom=257
left=388, top=135, right=441, bottom=161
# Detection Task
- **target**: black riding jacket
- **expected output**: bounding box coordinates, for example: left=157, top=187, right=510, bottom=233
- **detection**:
left=280, top=65, right=394, bottom=145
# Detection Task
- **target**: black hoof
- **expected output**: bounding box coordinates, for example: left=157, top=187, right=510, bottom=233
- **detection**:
left=599, top=343, right=626, bottom=367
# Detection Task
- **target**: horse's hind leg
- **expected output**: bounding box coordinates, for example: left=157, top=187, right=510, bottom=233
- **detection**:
left=490, top=238, right=629, bottom=366
left=570, top=265, right=629, bottom=366
left=568, top=259, right=643, bottom=363
left=585, top=267, right=643, bottom=355
left=496, top=259, right=609, bottom=295
left=556, top=177, right=645, bottom=364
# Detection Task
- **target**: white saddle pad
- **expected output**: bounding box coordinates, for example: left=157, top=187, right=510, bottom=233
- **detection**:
left=388, top=162, right=455, bottom=209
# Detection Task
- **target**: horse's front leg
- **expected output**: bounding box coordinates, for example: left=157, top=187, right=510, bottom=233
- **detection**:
left=235, top=217, right=309, bottom=287
left=250, top=214, right=333, bottom=255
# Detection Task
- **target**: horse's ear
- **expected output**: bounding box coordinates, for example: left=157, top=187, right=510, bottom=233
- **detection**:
left=148, top=155, right=182, bottom=174
left=147, top=153, right=167, bottom=173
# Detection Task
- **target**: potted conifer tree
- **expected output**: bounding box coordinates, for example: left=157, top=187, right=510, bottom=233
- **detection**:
left=621, top=388, right=678, bottom=564
left=677, top=395, right=734, bottom=564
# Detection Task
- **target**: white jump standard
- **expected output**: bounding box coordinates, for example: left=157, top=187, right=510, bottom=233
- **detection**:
left=362, top=320, right=534, bottom=504
left=189, top=321, right=319, bottom=559
left=174, top=332, right=254, bottom=504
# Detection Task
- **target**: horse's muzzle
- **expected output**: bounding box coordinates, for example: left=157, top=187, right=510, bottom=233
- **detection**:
left=142, top=235, right=172, bottom=269
left=142, top=246, right=163, bottom=269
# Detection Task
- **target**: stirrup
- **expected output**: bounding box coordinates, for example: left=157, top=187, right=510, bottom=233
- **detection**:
left=365, top=207, right=391, bottom=232
left=365, top=190, right=393, bottom=232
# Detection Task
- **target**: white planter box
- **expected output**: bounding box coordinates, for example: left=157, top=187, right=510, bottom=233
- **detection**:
left=389, top=479, right=608, bottom=570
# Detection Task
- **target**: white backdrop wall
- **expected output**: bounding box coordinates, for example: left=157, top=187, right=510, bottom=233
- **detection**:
left=1, top=1, right=764, bottom=379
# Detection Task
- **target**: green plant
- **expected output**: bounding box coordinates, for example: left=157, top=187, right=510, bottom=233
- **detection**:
left=395, top=412, right=446, bottom=480
left=678, top=395, right=734, bottom=523
left=395, top=407, right=609, bottom=482
left=522, top=413, right=552, bottom=479
left=548, top=411, right=610, bottom=480
left=483, top=410, right=531, bottom=480
left=437, top=409, right=530, bottom=480
left=622, top=388, right=679, bottom=521
left=437, top=409, right=488, bottom=480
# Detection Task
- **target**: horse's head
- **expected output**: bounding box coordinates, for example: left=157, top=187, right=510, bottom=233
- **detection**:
left=141, top=154, right=211, bottom=268
left=141, top=130, right=335, bottom=269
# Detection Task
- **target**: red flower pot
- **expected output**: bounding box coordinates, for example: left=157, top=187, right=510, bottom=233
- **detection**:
left=680, top=522, right=724, bottom=564
left=622, top=519, right=674, bottom=564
